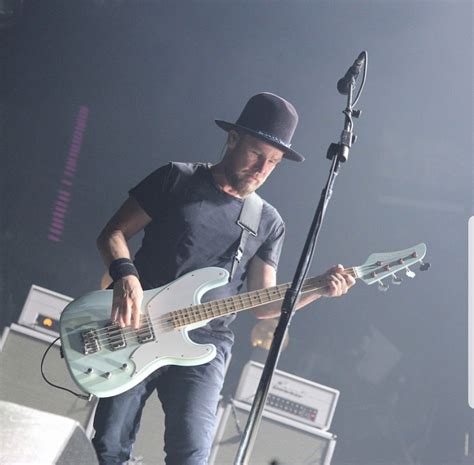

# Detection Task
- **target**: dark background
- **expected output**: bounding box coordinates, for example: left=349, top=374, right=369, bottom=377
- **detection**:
left=1, top=1, right=472, bottom=464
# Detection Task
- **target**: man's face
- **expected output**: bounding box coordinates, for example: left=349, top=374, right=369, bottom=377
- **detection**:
left=224, top=131, right=284, bottom=196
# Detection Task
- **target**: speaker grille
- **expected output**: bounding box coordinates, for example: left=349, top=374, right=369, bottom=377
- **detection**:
left=0, top=325, right=96, bottom=430
left=210, top=401, right=336, bottom=465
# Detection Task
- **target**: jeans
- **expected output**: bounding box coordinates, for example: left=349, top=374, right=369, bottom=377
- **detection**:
left=92, top=329, right=232, bottom=465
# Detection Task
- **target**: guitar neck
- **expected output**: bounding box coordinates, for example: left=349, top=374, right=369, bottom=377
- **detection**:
left=168, top=267, right=358, bottom=328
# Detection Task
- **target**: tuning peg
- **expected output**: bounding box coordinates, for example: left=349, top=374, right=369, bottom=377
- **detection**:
left=391, top=274, right=403, bottom=285
left=419, top=260, right=431, bottom=272
left=405, top=267, right=416, bottom=279
left=378, top=280, right=389, bottom=292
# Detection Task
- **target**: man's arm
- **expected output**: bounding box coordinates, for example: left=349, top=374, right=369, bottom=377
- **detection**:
left=246, top=255, right=355, bottom=319
left=97, top=196, right=152, bottom=328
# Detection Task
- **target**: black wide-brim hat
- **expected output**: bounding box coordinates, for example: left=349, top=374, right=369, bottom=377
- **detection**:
left=215, top=92, right=305, bottom=162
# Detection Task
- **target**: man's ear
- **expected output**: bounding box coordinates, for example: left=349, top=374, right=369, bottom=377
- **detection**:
left=227, top=130, right=240, bottom=149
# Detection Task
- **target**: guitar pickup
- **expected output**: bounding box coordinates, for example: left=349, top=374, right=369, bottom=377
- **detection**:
left=137, top=316, right=155, bottom=344
left=82, top=329, right=101, bottom=355
left=107, top=322, right=127, bottom=351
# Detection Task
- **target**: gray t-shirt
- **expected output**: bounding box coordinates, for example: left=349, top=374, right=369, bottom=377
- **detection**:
left=129, top=162, right=285, bottom=342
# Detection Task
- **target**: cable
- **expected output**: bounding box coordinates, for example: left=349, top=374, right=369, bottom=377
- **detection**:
left=40, top=335, right=93, bottom=401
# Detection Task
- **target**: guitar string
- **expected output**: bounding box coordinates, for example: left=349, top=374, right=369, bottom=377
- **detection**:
left=84, top=272, right=344, bottom=340
left=83, top=264, right=395, bottom=346
left=85, top=281, right=333, bottom=347
left=82, top=261, right=411, bottom=348
left=84, top=265, right=378, bottom=346
left=86, top=265, right=361, bottom=342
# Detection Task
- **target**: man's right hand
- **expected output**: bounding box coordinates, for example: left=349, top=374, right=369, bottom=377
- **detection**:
left=111, top=275, right=144, bottom=329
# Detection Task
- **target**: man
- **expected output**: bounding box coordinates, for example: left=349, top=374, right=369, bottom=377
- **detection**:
left=92, top=93, right=355, bottom=465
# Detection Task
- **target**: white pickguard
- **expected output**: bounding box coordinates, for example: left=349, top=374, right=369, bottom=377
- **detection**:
left=130, top=267, right=229, bottom=376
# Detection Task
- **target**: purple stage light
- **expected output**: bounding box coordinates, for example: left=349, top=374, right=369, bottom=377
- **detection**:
left=48, top=105, right=89, bottom=243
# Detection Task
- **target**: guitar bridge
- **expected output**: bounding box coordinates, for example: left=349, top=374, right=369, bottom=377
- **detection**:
left=107, top=322, right=127, bottom=351
left=82, top=329, right=101, bottom=355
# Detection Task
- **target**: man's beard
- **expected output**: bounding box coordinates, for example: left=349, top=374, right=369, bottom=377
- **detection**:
left=225, top=167, right=260, bottom=197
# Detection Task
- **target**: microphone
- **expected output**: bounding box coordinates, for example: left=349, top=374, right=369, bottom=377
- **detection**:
left=337, top=52, right=366, bottom=95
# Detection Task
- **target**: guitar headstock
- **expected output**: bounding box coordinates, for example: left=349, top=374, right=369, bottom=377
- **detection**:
left=355, top=243, right=429, bottom=291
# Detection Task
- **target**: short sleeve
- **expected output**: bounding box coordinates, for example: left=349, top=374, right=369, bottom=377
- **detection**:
left=128, top=163, right=174, bottom=218
left=256, top=220, right=285, bottom=270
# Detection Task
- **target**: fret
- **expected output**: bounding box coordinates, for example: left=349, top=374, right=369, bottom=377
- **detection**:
left=181, top=307, right=196, bottom=325
left=191, top=305, right=200, bottom=321
left=224, top=300, right=233, bottom=315
left=211, top=302, right=221, bottom=318
left=239, top=294, right=252, bottom=308
left=172, top=310, right=179, bottom=328
left=257, top=289, right=267, bottom=304
left=209, top=302, right=216, bottom=318
left=221, top=299, right=232, bottom=315
left=210, top=301, right=219, bottom=317
left=181, top=309, right=188, bottom=325
left=264, top=287, right=272, bottom=303
left=176, top=311, right=182, bottom=328
left=203, top=302, right=213, bottom=319
left=276, top=285, right=286, bottom=298
left=275, top=285, right=284, bottom=300
left=179, top=309, right=186, bottom=325
left=225, top=297, right=236, bottom=314
left=231, top=296, right=239, bottom=311
left=246, top=291, right=256, bottom=306
left=181, top=308, right=189, bottom=324
left=236, top=294, right=245, bottom=311
left=210, top=302, right=220, bottom=318
left=198, top=303, right=207, bottom=320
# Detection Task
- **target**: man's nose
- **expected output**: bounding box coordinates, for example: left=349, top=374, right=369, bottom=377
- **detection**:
left=253, top=158, right=267, bottom=172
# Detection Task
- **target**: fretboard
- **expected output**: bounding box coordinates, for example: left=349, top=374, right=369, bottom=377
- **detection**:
left=166, top=272, right=347, bottom=329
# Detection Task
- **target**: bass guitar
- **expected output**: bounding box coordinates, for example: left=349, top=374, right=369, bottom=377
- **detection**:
left=59, top=243, right=428, bottom=398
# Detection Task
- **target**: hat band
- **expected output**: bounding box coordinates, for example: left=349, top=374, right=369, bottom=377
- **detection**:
left=256, top=130, right=292, bottom=148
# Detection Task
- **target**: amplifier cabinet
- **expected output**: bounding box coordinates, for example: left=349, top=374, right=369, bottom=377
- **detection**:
left=236, top=361, right=340, bottom=431
left=0, top=323, right=96, bottom=435
left=209, top=400, right=336, bottom=465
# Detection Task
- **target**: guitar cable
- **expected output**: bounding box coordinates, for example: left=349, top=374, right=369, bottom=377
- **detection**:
left=40, top=336, right=94, bottom=401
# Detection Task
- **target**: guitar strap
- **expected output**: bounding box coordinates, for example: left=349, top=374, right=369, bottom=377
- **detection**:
left=229, top=192, right=263, bottom=282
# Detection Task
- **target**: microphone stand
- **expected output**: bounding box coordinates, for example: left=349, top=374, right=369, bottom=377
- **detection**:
left=233, top=52, right=368, bottom=465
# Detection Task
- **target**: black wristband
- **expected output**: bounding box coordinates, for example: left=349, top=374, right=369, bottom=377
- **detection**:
left=109, top=258, right=140, bottom=282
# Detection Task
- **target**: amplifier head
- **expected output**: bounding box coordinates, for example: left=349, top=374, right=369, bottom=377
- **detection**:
left=235, top=361, right=340, bottom=431
left=18, top=284, right=73, bottom=336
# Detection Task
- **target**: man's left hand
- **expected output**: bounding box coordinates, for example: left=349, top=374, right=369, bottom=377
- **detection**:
left=320, top=264, right=356, bottom=297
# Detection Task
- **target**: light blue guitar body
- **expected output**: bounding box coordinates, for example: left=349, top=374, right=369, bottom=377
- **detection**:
left=59, top=267, right=229, bottom=398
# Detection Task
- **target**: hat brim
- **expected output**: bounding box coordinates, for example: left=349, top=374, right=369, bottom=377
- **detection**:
left=215, top=120, right=305, bottom=162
